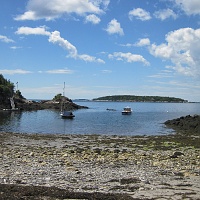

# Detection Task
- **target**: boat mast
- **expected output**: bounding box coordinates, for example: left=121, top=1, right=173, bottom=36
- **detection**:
left=62, top=82, right=66, bottom=111
left=63, top=82, right=65, bottom=96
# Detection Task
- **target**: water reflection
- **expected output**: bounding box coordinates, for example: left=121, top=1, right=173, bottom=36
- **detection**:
left=0, top=111, right=21, bottom=132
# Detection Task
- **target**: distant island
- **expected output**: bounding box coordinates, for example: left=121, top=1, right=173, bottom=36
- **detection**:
left=93, top=95, right=188, bottom=103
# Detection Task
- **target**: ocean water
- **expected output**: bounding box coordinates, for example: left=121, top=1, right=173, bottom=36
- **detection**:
left=0, top=102, right=200, bottom=136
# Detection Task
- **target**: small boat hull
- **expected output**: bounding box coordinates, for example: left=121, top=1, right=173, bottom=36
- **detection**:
left=60, top=111, right=75, bottom=119
left=122, top=111, right=132, bottom=115
left=122, top=106, right=132, bottom=115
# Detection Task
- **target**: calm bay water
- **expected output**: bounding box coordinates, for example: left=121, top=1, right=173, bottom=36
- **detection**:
left=0, top=102, right=200, bottom=136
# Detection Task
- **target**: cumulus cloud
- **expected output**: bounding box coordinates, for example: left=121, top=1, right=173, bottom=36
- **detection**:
left=78, top=54, right=104, bottom=63
left=0, top=69, right=32, bottom=75
left=85, top=14, right=101, bottom=24
left=129, top=8, right=151, bottom=21
left=16, top=26, right=50, bottom=36
left=108, top=52, right=150, bottom=66
left=150, top=28, right=200, bottom=76
left=14, top=0, right=109, bottom=21
left=175, top=0, right=200, bottom=15
left=16, top=26, right=104, bottom=63
left=0, top=35, right=14, bottom=43
left=105, top=19, right=124, bottom=36
left=154, top=9, right=178, bottom=20
left=48, top=31, right=78, bottom=57
left=135, top=38, right=150, bottom=47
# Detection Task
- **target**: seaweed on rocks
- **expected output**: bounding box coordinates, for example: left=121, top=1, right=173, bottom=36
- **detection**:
left=0, top=184, right=134, bottom=200
left=165, top=115, right=200, bottom=135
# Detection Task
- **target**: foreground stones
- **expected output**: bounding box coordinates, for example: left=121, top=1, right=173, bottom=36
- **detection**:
left=0, top=132, right=200, bottom=200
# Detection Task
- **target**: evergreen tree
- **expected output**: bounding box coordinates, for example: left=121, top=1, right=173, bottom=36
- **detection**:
left=0, top=74, right=15, bottom=104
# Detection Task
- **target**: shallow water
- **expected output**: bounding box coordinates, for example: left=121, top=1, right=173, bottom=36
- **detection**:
left=0, top=102, right=200, bottom=136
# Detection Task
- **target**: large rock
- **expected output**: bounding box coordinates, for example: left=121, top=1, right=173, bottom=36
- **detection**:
left=165, top=115, right=200, bottom=134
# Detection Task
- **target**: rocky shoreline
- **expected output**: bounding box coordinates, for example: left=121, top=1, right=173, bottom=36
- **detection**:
left=0, top=130, right=200, bottom=200
left=165, top=115, right=200, bottom=135
left=0, top=98, right=88, bottom=111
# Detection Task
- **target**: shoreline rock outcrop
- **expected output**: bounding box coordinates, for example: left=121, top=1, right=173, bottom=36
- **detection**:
left=0, top=97, right=88, bottom=111
left=165, top=115, right=200, bottom=134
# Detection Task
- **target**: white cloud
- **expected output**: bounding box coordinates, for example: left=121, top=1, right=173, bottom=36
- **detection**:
left=14, top=0, right=108, bottom=21
left=16, top=26, right=50, bottom=36
left=119, top=43, right=134, bottom=47
left=135, top=38, right=150, bottom=46
left=154, top=9, right=178, bottom=20
left=10, top=46, right=22, bottom=50
left=49, top=31, right=105, bottom=63
left=78, top=54, right=105, bottom=63
left=48, top=31, right=78, bottom=57
left=44, top=69, right=74, bottom=74
left=148, top=70, right=173, bottom=78
left=101, top=0, right=110, bottom=10
left=120, top=38, right=150, bottom=47
left=129, top=8, right=151, bottom=21
left=101, top=70, right=112, bottom=73
left=85, top=14, right=101, bottom=24
left=15, top=11, right=38, bottom=21
left=105, top=19, right=124, bottom=36
left=150, top=28, right=200, bottom=76
left=0, top=69, right=32, bottom=75
left=0, top=35, right=14, bottom=43
left=16, top=26, right=104, bottom=63
left=175, top=0, right=200, bottom=15
left=108, top=52, right=150, bottom=66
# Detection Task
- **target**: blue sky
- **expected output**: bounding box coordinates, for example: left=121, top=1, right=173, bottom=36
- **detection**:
left=0, top=0, right=200, bottom=101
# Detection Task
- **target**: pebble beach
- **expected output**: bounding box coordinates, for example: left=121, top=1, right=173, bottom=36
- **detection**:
left=0, top=131, right=200, bottom=200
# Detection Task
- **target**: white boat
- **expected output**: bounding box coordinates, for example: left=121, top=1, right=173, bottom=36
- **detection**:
left=60, top=110, right=75, bottom=119
left=122, top=106, right=132, bottom=115
left=60, top=82, right=75, bottom=119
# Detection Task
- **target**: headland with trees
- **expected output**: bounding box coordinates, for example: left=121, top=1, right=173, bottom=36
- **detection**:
left=0, top=74, right=87, bottom=111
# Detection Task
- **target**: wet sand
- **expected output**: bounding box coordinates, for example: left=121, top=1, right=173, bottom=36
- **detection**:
left=0, top=132, right=200, bottom=200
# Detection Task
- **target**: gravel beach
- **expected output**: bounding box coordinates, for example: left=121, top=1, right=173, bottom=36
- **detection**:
left=0, top=131, right=200, bottom=200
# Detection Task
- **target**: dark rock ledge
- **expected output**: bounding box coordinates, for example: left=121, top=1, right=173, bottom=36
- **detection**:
left=165, top=115, right=200, bottom=134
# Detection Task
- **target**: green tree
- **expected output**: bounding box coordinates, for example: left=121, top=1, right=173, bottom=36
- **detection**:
left=15, top=90, right=25, bottom=99
left=53, top=93, right=63, bottom=101
left=0, top=74, right=15, bottom=103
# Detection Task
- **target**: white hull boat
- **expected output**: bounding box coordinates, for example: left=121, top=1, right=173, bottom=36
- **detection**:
left=122, top=106, right=132, bottom=115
